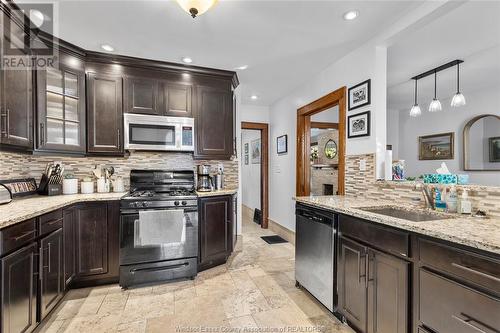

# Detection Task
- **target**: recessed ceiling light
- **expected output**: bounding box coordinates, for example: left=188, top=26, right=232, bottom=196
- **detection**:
left=343, top=10, right=359, bottom=21
left=250, top=95, right=258, bottom=100
left=182, top=57, right=193, bottom=64
left=101, top=44, right=114, bottom=52
left=235, top=65, right=248, bottom=70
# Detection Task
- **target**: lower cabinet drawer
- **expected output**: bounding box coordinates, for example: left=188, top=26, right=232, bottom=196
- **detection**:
left=419, top=269, right=500, bottom=333
left=0, top=219, right=37, bottom=256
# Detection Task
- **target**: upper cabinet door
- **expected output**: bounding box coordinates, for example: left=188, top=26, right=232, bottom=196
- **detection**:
left=124, top=77, right=159, bottom=115
left=86, top=72, right=123, bottom=155
left=0, top=13, right=33, bottom=150
left=36, top=57, right=86, bottom=153
left=163, top=82, right=192, bottom=117
left=194, top=85, right=233, bottom=160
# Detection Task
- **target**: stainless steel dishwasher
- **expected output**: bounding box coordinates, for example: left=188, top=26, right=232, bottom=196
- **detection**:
left=295, top=203, right=336, bottom=312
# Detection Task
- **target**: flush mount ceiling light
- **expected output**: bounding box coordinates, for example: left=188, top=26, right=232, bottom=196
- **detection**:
left=250, top=95, right=258, bottom=100
left=343, top=10, right=359, bottom=20
left=101, top=44, right=114, bottom=52
left=451, top=62, right=466, bottom=107
left=181, top=57, right=193, bottom=64
left=409, top=79, right=422, bottom=117
left=428, top=71, right=442, bottom=112
left=176, top=0, right=218, bottom=18
left=235, top=65, right=248, bottom=70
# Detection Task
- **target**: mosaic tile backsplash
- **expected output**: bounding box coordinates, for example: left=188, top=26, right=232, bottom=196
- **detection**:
left=0, top=151, right=238, bottom=190
left=345, top=153, right=500, bottom=218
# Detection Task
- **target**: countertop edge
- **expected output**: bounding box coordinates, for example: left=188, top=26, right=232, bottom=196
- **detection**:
left=196, top=188, right=238, bottom=197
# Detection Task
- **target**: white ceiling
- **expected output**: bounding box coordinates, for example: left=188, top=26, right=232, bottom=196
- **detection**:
left=387, top=1, right=500, bottom=112
left=42, top=0, right=419, bottom=106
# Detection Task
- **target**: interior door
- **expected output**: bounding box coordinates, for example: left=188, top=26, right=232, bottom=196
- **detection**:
left=338, top=236, right=368, bottom=333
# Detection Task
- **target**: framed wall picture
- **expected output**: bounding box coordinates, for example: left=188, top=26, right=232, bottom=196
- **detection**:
left=251, top=138, right=261, bottom=164
left=347, top=111, right=370, bottom=138
left=418, top=132, right=454, bottom=160
left=244, top=154, right=249, bottom=165
left=348, top=79, right=371, bottom=110
left=244, top=143, right=249, bottom=154
left=277, top=135, right=288, bottom=154
left=489, top=137, right=500, bottom=162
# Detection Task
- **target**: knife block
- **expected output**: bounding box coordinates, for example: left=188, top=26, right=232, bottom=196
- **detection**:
left=38, top=174, right=62, bottom=196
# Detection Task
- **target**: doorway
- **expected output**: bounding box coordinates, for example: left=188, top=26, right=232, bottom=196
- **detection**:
left=296, top=87, right=346, bottom=196
left=241, top=122, right=269, bottom=229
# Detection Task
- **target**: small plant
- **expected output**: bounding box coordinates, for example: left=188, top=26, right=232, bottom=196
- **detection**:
left=82, top=176, right=92, bottom=182
left=64, top=173, right=76, bottom=179
left=310, top=146, right=318, bottom=161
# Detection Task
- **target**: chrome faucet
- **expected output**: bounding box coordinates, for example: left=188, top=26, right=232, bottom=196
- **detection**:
left=415, top=182, right=433, bottom=209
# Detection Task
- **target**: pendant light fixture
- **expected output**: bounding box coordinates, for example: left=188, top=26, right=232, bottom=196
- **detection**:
left=451, top=62, right=466, bottom=107
left=409, top=79, right=422, bottom=117
left=176, top=0, right=218, bottom=18
left=428, top=70, right=442, bottom=112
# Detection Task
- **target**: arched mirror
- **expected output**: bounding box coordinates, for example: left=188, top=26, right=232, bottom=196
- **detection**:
left=463, top=114, right=500, bottom=171
left=324, top=139, right=338, bottom=159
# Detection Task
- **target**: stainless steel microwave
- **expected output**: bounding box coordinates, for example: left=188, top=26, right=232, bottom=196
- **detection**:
left=123, top=113, right=195, bottom=152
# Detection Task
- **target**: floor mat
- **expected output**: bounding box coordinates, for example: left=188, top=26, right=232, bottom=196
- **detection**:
left=261, top=235, right=288, bottom=244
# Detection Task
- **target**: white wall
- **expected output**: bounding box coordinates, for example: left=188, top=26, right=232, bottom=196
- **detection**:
left=241, top=129, right=261, bottom=211
left=268, top=43, right=388, bottom=232
left=394, top=86, right=500, bottom=186
left=387, top=108, right=400, bottom=160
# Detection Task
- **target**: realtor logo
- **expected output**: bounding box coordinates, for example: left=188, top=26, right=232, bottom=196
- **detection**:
left=2, top=3, right=58, bottom=69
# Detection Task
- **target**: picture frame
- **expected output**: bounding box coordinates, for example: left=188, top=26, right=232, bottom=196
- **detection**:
left=277, top=135, right=288, bottom=154
left=244, top=154, right=249, bottom=165
left=251, top=138, right=261, bottom=164
left=347, top=111, right=371, bottom=138
left=244, top=143, right=249, bottom=154
left=348, top=79, right=371, bottom=111
left=489, top=137, right=500, bottom=162
left=418, top=132, right=454, bottom=160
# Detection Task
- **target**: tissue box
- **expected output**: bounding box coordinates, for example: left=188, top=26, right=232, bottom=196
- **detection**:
left=423, top=174, right=458, bottom=184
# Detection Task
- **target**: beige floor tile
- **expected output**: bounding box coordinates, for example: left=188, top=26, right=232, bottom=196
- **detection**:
left=98, top=292, right=129, bottom=315
left=221, top=288, right=271, bottom=318
left=121, top=292, right=175, bottom=323
left=62, top=313, right=121, bottom=333
left=309, top=314, right=353, bottom=333
left=252, top=304, right=314, bottom=329
left=287, top=289, right=330, bottom=318
left=52, top=299, right=85, bottom=320
left=117, top=320, right=147, bottom=333
left=224, top=314, right=259, bottom=329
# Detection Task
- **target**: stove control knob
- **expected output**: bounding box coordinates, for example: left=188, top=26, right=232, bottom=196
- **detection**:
left=144, top=202, right=151, bottom=207
left=136, top=201, right=143, bottom=208
left=181, top=201, right=187, bottom=206
left=174, top=201, right=180, bottom=206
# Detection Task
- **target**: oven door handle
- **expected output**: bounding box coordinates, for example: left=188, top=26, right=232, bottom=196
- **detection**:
left=130, top=262, right=189, bottom=274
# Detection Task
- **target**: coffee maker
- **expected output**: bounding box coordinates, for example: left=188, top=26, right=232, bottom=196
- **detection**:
left=197, top=165, right=213, bottom=192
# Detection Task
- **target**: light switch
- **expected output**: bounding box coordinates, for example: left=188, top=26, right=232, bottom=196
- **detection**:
left=274, top=165, right=281, bottom=174
left=359, top=159, right=367, bottom=171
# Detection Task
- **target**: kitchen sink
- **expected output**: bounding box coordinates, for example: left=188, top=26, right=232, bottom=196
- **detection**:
left=359, top=206, right=453, bottom=222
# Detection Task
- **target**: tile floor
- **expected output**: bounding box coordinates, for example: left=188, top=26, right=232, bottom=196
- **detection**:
left=40, top=216, right=353, bottom=333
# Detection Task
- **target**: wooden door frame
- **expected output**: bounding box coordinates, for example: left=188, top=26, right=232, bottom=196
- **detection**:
left=241, top=122, right=269, bottom=229
left=296, top=86, right=346, bottom=196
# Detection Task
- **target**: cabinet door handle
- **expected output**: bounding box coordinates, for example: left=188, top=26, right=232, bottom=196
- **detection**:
left=40, top=123, right=45, bottom=145
left=11, top=230, right=36, bottom=241
left=5, top=109, right=9, bottom=138
left=117, top=129, right=121, bottom=150
left=358, top=253, right=367, bottom=284
left=39, top=246, right=43, bottom=281
left=47, top=243, right=51, bottom=273
left=452, top=313, right=498, bottom=333
left=0, top=108, right=6, bottom=137
left=451, top=262, right=500, bottom=283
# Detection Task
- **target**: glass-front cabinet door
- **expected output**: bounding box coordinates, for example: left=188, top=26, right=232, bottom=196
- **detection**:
left=37, top=61, right=85, bottom=153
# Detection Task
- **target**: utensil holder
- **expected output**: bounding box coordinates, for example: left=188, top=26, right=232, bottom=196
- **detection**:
left=63, top=179, right=78, bottom=195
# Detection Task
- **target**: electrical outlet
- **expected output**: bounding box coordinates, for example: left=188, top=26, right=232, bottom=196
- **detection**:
left=359, top=159, right=367, bottom=171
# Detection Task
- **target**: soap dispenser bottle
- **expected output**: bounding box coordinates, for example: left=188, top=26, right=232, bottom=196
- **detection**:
left=458, top=189, right=472, bottom=214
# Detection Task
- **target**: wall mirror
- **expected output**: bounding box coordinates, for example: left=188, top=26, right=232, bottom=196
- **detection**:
left=463, top=114, right=500, bottom=171
left=324, top=139, right=338, bottom=159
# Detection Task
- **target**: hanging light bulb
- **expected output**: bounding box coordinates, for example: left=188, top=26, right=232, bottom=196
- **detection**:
left=409, top=79, right=422, bottom=117
left=429, top=70, right=442, bottom=112
left=176, top=0, right=218, bottom=18
left=451, top=62, right=466, bottom=107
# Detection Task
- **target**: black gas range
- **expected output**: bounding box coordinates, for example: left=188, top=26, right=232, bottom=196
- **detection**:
left=119, top=170, right=198, bottom=288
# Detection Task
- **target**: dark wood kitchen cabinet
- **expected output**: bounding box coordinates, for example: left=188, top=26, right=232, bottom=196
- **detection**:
left=124, top=76, right=159, bottom=115
left=198, top=195, right=234, bottom=270
left=163, top=82, right=192, bottom=117
left=39, top=228, right=64, bottom=319
left=36, top=53, right=86, bottom=153
left=74, top=202, right=108, bottom=277
left=63, top=207, right=76, bottom=288
left=338, top=216, right=409, bottom=333
left=86, top=72, right=123, bottom=155
left=0, top=12, right=33, bottom=151
left=194, top=85, right=233, bottom=160
left=0, top=243, right=37, bottom=333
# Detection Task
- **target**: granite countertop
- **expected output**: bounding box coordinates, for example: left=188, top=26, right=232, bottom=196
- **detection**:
left=196, top=188, right=238, bottom=197
left=0, top=192, right=126, bottom=230
left=295, top=195, right=500, bottom=255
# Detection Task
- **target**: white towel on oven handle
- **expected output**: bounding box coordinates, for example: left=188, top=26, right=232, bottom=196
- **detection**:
left=135, top=209, right=186, bottom=247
